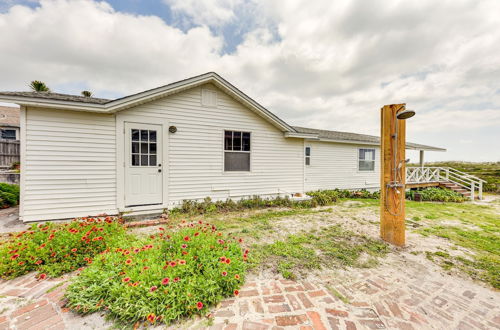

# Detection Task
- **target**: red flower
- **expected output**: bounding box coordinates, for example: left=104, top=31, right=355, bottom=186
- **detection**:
left=161, top=277, right=170, bottom=285
left=10, top=254, right=19, bottom=260
left=221, top=271, right=227, bottom=277
left=194, top=232, right=200, bottom=236
left=150, top=286, right=157, bottom=292
left=181, top=244, right=187, bottom=249
left=225, top=258, right=231, bottom=264
left=40, top=243, right=46, bottom=248
left=122, top=277, right=131, bottom=283
left=173, top=277, right=180, bottom=282
left=38, top=273, right=47, bottom=280
left=239, top=238, right=243, bottom=243
left=182, top=251, right=188, bottom=255
left=235, top=274, right=240, bottom=280
left=143, top=266, right=149, bottom=270
left=18, top=261, right=25, bottom=266
left=170, top=261, right=177, bottom=267
left=71, top=248, right=77, bottom=252
left=132, top=281, right=139, bottom=287
left=183, top=236, right=190, bottom=241
left=35, top=260, right=43, bottom=265
left=234, top=290, right=239, bottom=296
left=147, top=313, right=156, bottom=324
left=196, top=302, right=203, bottom=310
left=220, top=256, right=226, bottom=262
left=158, top=227, right=164, bottom=231
left=125, top=259, right=132, bottom=265
left=179, top=260, right=186, bottom=265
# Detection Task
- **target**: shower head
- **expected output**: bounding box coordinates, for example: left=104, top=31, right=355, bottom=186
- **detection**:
left=396, top=109, right=415, bottom=120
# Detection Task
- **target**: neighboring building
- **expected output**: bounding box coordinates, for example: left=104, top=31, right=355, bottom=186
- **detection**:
left=0, top=106, right=20, bottom=140
left=0, top=73, right=444, bottom=221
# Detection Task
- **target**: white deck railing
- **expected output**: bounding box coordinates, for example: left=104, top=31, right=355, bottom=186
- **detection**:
left=406, top=167, right=486, bottom=200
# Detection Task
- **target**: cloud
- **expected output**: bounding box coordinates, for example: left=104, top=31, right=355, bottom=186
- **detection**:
left=0, top=0, right=499, bottom=161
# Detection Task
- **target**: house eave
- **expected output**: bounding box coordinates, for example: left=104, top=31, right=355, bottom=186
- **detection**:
left=0, top=72, right=295, bottom=133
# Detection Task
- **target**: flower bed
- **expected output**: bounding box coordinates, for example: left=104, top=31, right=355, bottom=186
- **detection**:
left=65, top=221, right=247, bottom=324
left=0, top=216, right=128, bottom=279
left=406, top=187, right=465, bottom=202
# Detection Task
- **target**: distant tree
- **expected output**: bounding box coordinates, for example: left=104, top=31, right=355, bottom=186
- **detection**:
left=29, top=80, right=51, bottom=92
left=81, top=90, right=93, bottom=97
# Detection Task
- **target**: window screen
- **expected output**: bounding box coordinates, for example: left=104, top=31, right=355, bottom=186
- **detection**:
left=224, top=130, right=250, bottom=171
left=358, top=148, right=375, bottom=171
left=305, top=147, right=311, bottom=166
left=131, top=129, right=157, bottom=167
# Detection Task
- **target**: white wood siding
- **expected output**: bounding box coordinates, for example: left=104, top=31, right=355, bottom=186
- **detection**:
left=304, top=141, right=380, bottom=191
left=120, top=84, right=304, bottom=206
left=22, top=108, right=117, bottom=221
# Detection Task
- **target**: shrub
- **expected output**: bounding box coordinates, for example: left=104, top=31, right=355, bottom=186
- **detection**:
left=0, top=183, right=19, bottom=208
left=406, top=187, right=465, bottom=202
left=65, top=222, right=247, bottom=325
left=306, top=190, right=340, bottom=205
left=0, top=216, right=127, bottom=279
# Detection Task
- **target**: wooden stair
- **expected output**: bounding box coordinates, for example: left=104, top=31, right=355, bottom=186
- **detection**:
left=439, top=182, right=472, bottom=198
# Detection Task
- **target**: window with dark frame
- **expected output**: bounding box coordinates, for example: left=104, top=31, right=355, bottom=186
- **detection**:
left=358, top=148, right=375, bottom=171
left=0, top=129, right=16, bottom=140
left=305, top=146, right=311, bottom=166
left=224, top=130, right=250, bottom=171
left=131, top=129, right=157, bottom=167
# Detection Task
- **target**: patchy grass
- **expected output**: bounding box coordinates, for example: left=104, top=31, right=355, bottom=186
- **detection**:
left=408, top=201, right=500, bottom=289
left=251, top=225, right=388, bottom=280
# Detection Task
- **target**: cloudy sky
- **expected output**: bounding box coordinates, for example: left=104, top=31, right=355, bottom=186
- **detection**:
left=1, top=0, right=499, bottom=162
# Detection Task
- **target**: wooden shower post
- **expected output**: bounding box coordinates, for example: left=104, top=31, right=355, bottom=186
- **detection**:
left=380, top=104, right=406, bottom=247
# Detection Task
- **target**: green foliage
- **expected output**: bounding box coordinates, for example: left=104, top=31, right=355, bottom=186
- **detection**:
left=253, top=225, right=388, bottom=279
left=0, top=183, right=19, bottom=208
left=406, top=187, right=465, bottom=202
left=419, top=161, right=500, bottom=192
left=0, top=216, right=128, bottom=279
left=331, top=189, right=380, bottom=199
left=29, top=80, right=51, bottom=92
left=65, top=223, right=246, bottom=325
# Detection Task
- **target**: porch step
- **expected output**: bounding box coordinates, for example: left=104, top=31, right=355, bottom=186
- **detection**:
left=439, top=182, right=472, bottom=198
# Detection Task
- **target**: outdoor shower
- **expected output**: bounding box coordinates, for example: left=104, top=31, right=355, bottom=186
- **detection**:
left=384, top=109, right=415, bottom=216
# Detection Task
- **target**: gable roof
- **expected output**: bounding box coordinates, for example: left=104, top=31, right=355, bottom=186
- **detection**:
left=292, top=126, right=446, bottom=151
left=0, top=72, right=294, bottom=132
left=0, top=72, right=445, bottom=151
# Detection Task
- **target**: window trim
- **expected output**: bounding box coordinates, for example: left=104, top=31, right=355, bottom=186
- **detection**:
left=223, top=129, right=252, bottom=172
left=305, top=146, right=311, bottom=166
left=358, top=148, right=376, bottom=172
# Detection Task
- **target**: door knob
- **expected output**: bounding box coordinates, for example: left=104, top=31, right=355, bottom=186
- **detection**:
left=158, top=169, right=162, bottom=173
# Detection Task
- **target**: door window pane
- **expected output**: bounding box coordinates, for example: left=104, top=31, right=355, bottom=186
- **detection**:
left=150, top=155, right=157, bottom=166
left=132, top=154, right=139, bottom=166
left=141, top=155, right=149, bottom=166
left=149, top=131, right=157, bottom=142
left=131, top=142, right=139, bottom=153
left=140, top=130, right=148, bottom=141
left=132, top=129, right=140, bottom=141
left=149, top=143, right=157, bottom=154
left=141, top=143, right=148, bottom=153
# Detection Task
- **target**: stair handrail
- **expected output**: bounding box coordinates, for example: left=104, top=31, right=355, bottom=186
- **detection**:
left=445, top=167, right=486, bottom=183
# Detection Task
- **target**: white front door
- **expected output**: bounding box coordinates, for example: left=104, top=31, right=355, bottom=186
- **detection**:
left=124, top=122, right=163, bottom=206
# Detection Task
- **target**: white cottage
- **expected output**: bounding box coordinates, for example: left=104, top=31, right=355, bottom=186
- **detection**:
left=0, top=73, right=444, bottom=221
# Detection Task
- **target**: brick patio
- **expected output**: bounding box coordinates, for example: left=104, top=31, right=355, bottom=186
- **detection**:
left=1, top=259, right=499, bottom=330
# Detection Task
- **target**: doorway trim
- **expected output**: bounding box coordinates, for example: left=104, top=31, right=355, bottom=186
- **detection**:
left=116, top=114, right=169, bottom=212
